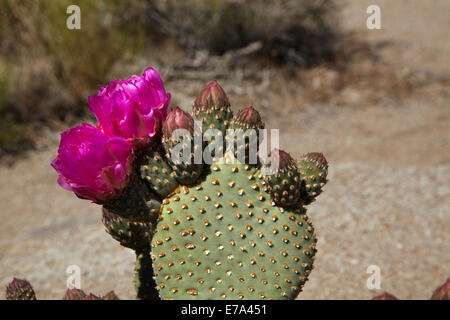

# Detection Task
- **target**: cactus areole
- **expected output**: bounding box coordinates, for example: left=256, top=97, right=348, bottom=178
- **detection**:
left=51, top=68, right=329, bottom=300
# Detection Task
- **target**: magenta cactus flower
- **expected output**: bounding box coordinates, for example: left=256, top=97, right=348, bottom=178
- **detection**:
left=88, top=67, right=171, bottom=148
left=51, top=123, right=133, bottom=203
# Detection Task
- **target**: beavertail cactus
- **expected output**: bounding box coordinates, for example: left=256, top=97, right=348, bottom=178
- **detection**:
left=47, top=68, right=330, bottom=300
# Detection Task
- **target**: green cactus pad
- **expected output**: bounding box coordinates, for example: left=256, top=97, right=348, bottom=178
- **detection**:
left=227, top=107, right=264, bottom=165
left=194, top=107, right=233, bottom=138
left=263, top=150, right=303, bottom=207
left=297, top=152, right=328, bottom=205
left=194, top=107, right=231, bottom=160
left=163, top=135, right=204, bottom=185
left=103, top=208, right=153, bottom=250
left=139, top=147, right=179, bottom=198
left=151, top=156, right=317, bottom=300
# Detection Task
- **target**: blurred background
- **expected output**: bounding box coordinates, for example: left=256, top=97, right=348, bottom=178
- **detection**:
left=0, top=0, right=448, bottom=299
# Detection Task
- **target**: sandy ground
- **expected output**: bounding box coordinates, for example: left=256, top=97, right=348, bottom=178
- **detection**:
left=0, top=0, right=449, bottom=299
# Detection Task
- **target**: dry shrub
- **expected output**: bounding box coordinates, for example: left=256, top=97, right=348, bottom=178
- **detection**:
left=147, top=0, right=340, bottom=65
left=0, top=0, right=147, bottom=155
left=0, top=0, right=147, bottom=118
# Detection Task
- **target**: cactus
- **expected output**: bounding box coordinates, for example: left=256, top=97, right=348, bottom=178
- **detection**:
left=5, top=278, right=36, bottom=300
left=142, top=81, right=326, bottom=300
left=44, top=69, right=329, bottom=300
left=297, top=152, right=328, bottom=205
left=7, top=67, right=449, bottom=299
left=63, top=288, right=87, bottom=300
left=63, top=288, right=120, bottom=300
left=369, top=278, right=450, bottom=300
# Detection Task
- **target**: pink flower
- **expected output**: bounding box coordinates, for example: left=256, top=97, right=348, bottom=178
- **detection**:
left=51, top=124, right=133, bottom=202
left=88, top=67, right=171, bottom=148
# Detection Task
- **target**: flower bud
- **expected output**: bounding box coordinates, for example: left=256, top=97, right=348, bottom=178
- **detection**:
left=102, top=290, right=120, bottom=300
left=268, top=149, right=297, bottom=171
left=162, top=107, right=203, bottom=185
left=233, top=106, right=264, bottom=130
left=6, top=278, right=36, bottom=300
left=303, top=152, right=328, bottom=170
left=85, top=293, right=101, bottom=300
left=297, top=152, right=328, bottom=205
left=162, top=107, right=194, bottom=138
left=431, top=278, right=450, bottom=300
left=63, top=288, right=87, bottom=300
left=194, top=80, right=230, bottom=111
left=263, top=149, right=302, bottom=207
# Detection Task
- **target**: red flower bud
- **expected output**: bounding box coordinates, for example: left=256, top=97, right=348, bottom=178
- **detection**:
left=234, top=106, right=264, bottom=129
left=102, top=290, right=120, bottom=300
left=431, top=278, right=450, bottom=300
left=303, top=152, right=328, bottom=170
left=268, top=149, right=296, bottom=171
left=162, top=107, right=194, bottom=138
left=64, top=288, right=87, bottom=300
left=85, top=293, right=102, bottom=300
left=6, top=278, right=36, bottom=300
left=194, top=80, right=230, bottom=111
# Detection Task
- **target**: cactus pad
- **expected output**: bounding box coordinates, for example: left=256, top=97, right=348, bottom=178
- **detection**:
left=151, top=156, right=317, bottom=300
left=140, top=148, right=179, bottom=198
left=103, top=208, right=153, bottom=250
left=297, top=152, right=328, bottom=205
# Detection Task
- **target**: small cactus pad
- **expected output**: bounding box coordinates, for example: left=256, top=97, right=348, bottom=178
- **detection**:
left=103, top=208, right=153, bottom=250
left=263, top=149, right=302, bottom=207
left=151, top=156, right=317, bottom=300
left=228, top=106, right=265, bottom=165
left=162, top=107, right=204, bottom=185
left=297, top=152, right=328, bottom=205
left=140, top=148, right=179, bottom=198
left=103, top=173, right=161, bottom=223
left=6, top=278, right=36, bottom=300
left=193, top=81, right=233, bottom=136
left=193, top=81, right=232, bottom=160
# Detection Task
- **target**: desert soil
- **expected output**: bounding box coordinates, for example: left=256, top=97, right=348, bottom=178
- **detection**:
left=0, top=0, right=449, bottom=299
